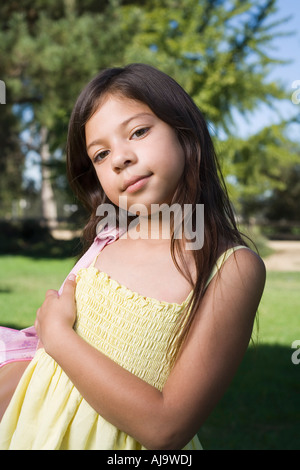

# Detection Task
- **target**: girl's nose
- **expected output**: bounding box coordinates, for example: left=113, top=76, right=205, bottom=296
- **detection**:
left=111, top=146, right=137, bottom=172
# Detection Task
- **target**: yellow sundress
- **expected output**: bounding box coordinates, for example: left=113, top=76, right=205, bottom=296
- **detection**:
left=0, top=246, right=244, bottom=450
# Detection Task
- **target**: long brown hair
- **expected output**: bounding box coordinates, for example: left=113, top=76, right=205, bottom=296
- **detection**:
left=66, top=63, right=249, bottom=349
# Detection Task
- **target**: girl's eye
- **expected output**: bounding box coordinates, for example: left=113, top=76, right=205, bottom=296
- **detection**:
left=93, top=150, right=110, bottom=163
left=131, top=127, right=149, bottom=139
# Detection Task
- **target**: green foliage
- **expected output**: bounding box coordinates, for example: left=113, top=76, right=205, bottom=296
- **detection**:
left=0, top=0, right=299, bottom=221
left=219, top=122, right=300, bottom=216
left=123, top=0, right=288, bottom=127
left=265, top=164, right=300, bottom=221
left=0, top=2, right=130, bottom=141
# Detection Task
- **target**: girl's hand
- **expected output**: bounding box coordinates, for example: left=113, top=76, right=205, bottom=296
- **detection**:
left=34, top=274, right=77, bottom=354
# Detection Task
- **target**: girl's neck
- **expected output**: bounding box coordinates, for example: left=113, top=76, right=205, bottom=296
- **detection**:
left=126, top=210, right=173, bottom=243
left=139, top=213, right=171, bottom=241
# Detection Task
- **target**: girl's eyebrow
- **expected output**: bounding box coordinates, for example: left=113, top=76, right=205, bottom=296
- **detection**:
left=86, top=112, right=153, bottom=152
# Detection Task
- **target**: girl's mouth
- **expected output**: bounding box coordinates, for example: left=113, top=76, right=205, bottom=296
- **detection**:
left=123, top=174, right=152, bottom=193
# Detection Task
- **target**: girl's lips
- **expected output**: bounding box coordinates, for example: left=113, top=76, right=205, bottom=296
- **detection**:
left=123, top=175, right=152, bottom=193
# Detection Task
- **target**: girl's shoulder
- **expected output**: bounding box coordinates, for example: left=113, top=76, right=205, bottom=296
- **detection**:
left=216, top=236, right=260, bottom=259
left=214, top=238, right=266, bottom=282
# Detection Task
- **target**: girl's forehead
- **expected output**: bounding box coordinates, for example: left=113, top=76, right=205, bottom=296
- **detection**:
left=94, top=92, right=152, bottom=115
left=86, top=94, right=155, bottom=130
left=85, top=94, right=156, bottom=146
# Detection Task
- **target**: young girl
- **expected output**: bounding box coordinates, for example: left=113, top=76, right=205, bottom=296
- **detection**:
left=0, top=63, right=265, bottom=450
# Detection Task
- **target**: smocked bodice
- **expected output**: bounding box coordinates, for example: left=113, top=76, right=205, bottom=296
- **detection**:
left=75, top=265, right=192, bottom=391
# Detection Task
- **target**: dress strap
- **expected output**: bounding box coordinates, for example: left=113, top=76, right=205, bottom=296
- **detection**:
left=205, top=245, right=248, bottom=288
left=90, top=234, right=122, bottom=268
left=90, top=255, right=98, bottom=268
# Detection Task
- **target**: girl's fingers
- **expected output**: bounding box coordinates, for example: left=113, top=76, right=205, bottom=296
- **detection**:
left=61, top=275, right=77, bottom=297
left=45, top=289, right=59, bottom=298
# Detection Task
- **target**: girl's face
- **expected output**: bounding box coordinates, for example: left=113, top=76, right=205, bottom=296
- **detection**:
left=85, top=94, right=185, bottom=214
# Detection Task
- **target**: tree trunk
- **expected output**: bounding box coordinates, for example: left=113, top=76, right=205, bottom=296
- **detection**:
left=40, top=126, right=57, bottom=229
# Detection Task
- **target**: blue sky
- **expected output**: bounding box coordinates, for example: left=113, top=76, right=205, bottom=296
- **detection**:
left=235, top=0, right=300, bottom=138
left=267, top=0, right=300, bottom=86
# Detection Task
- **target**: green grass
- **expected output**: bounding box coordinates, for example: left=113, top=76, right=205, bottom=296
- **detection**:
left=0, top=256, right=74, bottom=328
left=0, top=256, right=299, bottom=449
left=199, top=271, right=300, bottom=450
left=259, top=271, right=300, bottom=345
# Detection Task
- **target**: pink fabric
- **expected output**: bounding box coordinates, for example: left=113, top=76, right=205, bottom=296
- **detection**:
left=0, top=227, right=121, bottom=368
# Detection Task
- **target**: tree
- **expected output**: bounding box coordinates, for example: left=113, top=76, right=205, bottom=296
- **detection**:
left=0, top=0, right=135, bottom=225
left=265, top=164, right=300, bottom=222
left=1, top=0, right=299, bottom=225
left=122, top=0, right=288, bottom=128
left=121, top=0, right=299, bottom=216
left=0, top=105, right=24, bottom=218
left=217, top=120, right=300, bottom=217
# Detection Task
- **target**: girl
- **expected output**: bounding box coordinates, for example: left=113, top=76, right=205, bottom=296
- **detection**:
left=0, top=64, right=265, bottom=450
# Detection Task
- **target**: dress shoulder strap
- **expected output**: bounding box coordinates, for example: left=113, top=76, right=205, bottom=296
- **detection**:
left=90, top=255, right=98, bottom=268
left=205, top=245, right=249, bottom=288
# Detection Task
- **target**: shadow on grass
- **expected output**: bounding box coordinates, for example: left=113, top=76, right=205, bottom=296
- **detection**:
left=0, top=220, right=82, bottom=259
left=0, top=288, right=13, bottom=294
left=0, top=322, right=28, bottom=330
left=198, top=344, right=300, bottom=450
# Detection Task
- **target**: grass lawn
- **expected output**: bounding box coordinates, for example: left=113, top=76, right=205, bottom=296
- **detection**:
left=0, top=255, right=74, bottom=329
left=0, top=256, right=299, bottom=449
